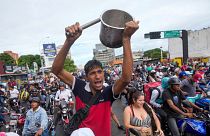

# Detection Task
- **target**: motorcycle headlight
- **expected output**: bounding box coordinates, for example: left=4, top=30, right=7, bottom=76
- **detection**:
left=62, top=108, right=68, bottom=114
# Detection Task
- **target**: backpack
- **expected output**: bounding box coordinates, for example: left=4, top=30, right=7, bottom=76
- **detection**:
left=19, top=90, right=30, bottom=101
left=144, top=82, right=161, bottom=103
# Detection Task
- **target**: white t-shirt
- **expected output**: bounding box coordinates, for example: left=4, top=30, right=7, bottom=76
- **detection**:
left=55, top=89, right=72, bottom=102
left=9, top=89, right=19, bottom=99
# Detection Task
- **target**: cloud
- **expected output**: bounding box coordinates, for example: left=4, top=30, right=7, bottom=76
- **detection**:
left=0, top=0, right=210, bottom=67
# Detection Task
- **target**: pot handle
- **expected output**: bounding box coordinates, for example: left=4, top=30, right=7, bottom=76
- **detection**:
left=66, top=18, right=101, bottom=36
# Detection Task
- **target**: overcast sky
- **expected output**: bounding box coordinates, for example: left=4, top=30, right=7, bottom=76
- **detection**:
left=0, top=0, right=210, bottom=67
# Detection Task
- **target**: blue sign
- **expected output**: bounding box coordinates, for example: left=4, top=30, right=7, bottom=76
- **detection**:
left=43, top=43, right=57, bottom=57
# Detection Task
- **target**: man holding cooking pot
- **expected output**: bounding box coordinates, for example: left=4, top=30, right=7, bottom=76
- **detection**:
left=52, top=16, right=139, bottom=135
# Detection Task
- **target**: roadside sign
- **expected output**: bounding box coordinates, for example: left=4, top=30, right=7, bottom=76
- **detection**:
left=164, top=30, right=181, bottom=38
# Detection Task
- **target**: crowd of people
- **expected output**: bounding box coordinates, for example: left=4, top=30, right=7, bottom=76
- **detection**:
left=1, top=20, right=210, bottom=136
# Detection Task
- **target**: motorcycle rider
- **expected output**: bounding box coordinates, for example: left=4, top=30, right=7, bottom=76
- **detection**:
left=0, top=85, right=6, bottom=106
left=8, top=85, right=19, bottom=110
left=54, top=82, right=73, bottom=128
left=29, top=88, right=41, bottom=101
left=55, top=82, right=72, bottom=103
left=180, top=73, right=206, bottom=97
left=162, top=77, right=203, bottom=136
left=150, top=77, right=169, bottom=127
left=22, top=97, right=48, bottom=136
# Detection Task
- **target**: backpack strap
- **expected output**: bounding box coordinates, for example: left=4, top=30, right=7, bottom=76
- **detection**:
left=150, top=87, right=161, bottom=99
left=87, top=91, right=101, bottom=107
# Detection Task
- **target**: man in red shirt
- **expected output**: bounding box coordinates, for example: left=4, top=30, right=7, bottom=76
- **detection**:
left=52, top=21, right=139, bottom=136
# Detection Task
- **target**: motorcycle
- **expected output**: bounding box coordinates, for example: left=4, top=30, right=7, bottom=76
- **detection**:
left=0, top=111, right=10, bottom=132
left=8, top=107, right=26, bottom=134
left=54, top=99, right=73, bottom=136
left=199, top=81, right=210, bottom=95
left=177, top=111, right=210, bottom=136
left=47, top=115, right=55, bottom=136
left=46, top=92, right=56, bottom=115
left=195, top=97, right=210, bottom=111
left=9, top=98, right=20, bottom=113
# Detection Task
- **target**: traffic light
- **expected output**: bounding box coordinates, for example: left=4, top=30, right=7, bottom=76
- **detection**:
left=149, top=32, right=161, bottom=39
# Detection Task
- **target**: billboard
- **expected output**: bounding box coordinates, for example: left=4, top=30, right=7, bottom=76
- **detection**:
left=43, top=43, right=57, bottom=57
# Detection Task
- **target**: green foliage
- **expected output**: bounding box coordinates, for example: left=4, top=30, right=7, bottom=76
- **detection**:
left=143, top=48, right=167, bottom=59
left=18, top=55, right=41, bottom=68
left=0, top=53, right=15, bottom=65
left=64, top=58, right=77, bottom=72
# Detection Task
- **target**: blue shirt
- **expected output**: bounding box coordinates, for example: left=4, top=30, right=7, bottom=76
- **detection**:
left=22, top=106, right=48, bottom=135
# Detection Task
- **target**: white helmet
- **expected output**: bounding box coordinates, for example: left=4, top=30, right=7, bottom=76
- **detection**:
left=71, top=128, right=95, bottom=136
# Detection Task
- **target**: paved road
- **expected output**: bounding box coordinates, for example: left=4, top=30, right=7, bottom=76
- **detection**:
left=111, top=97, right=127, bottom=136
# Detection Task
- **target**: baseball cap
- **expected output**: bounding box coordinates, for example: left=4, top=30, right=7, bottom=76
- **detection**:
left=71, top=128, right=95, bottom=136
left=193, top=73, right=202, bottom=83
left=179, top=71, right=188, bottom=78
left=30, top=97, right=41, bottom=103
left=150, top=70, right=156, bottom=73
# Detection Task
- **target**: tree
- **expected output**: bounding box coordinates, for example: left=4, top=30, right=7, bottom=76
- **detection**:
left=143, top=48, right=167, bottom=59
left=0, top=53, right=15, bottom=65
left=18, top=55, right=41, bottom=69
left=64, top=58, right=77, bottom=72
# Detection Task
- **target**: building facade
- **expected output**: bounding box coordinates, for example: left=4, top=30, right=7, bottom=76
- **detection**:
left=115, top=50, right=144, bottom=62
left=168, top=27, right=210, bottom=59
left=4, top=51, right=19, bottom=61
left=93, top=43, right=115, bottom=65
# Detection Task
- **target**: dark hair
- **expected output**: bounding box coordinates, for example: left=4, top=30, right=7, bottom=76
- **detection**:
left=129, top=91, right=144, bottom=105
left=143, top=103, right=157, bottom=133
left=84, top=60, right=103, bottom=75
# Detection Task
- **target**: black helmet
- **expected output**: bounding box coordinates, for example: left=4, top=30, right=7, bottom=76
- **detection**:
left=31, top=88, right=39, bottom=93
left=168, top=77, right=180, bottom=86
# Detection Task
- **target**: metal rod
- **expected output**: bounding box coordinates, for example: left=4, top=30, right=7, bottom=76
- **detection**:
left=81, top=18, right=101, bottom=29
left=66, top=18, right=101, bottom=36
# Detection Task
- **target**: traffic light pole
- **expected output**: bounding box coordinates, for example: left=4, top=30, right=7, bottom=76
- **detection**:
left=144, top=30, right=189, bottom=64
left=181, top=30, right=188, bottom=64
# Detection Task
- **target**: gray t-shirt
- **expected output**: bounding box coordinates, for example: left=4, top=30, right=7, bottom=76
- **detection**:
left=180, top=79, right=196, bottom=97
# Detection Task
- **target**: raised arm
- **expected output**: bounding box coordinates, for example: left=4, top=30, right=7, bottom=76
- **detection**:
left=51, top=22, right=82, bottom=86
left=113, top=21, right=139, bottom=94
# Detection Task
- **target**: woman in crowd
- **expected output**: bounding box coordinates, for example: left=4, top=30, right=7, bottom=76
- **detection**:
left=124, top=91, right=164, bottom=136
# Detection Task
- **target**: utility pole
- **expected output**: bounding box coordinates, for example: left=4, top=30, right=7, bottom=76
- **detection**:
left=160, top=46, right=163, bottom=62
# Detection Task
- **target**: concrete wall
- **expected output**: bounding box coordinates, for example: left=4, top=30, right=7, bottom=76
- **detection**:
left=168, top=27, right=210, bottom=59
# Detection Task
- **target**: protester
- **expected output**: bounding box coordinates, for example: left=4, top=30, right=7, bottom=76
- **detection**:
left=150, top=77, right=169, bottom=125
left=180, top=73, right=206, bottom=97
left=162, top=77, right=203, bottom=136
left=55, top=82, right=72, bottom=103
left=124, top=91, right=164, bottom=136
left=52, top=20, right=139, bottom=136
left=22, top=97, right=48, bottom=136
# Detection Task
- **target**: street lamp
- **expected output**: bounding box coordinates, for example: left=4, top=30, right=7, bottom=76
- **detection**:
left=160, top=46, right=163, bottom=62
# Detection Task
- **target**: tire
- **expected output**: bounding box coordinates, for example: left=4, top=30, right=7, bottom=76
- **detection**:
left=55, top=120, right=65, bottom=136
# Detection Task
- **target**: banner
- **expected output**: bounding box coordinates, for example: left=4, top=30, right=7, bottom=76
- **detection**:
left=43, top=43, right=57, bottom=57
left=5, top=65, right=13, bottom=73
left=4, top=65, right=27, bottom=74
